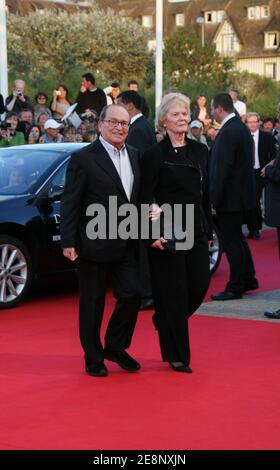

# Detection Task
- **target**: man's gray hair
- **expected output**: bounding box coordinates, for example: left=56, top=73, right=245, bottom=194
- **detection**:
left=99, top=104, right=129, bottom=122
left=246, top=112, right=260, bottom=122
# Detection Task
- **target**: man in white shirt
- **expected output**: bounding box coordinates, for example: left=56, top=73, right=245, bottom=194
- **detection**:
left=229, top=89, right=247, bottom=120
left=246, top=112, right=277, bottom=239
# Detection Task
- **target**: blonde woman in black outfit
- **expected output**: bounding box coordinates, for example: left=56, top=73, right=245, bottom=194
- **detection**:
left=140, top=92, right=212, bottom=373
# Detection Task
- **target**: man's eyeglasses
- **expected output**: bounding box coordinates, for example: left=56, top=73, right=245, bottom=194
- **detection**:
left=102, top=119, right=130, bottom=129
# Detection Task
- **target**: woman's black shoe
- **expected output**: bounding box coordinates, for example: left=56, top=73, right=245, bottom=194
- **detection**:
left=85, top=362, right=108, bottom=377
left=169, top=362, right=192, bottom=373
left=152, top=313, right=159, bottom=330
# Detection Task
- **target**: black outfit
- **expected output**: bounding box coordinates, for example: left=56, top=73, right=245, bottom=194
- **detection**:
left=264, top=152, right=280, bottom=256
left=126, top=115, right=156, bottom=157
left=263, top=152, right=280, bottom=318
left=140, top=134, right=212, bottom=366
left=210, top=115, right=258, bottom=295
left=0, top=94, right=5, bottom=114
left=60, top=139, right=141, bottom=366
left=76, top=88, right=107, bottom=116
left=5, top=94, right=34, bottom=114
left=126, top=115, right=157, bottom=305
left=247, top=130, right=276, bottom=235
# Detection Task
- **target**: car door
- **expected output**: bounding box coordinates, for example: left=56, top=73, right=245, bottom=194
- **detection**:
left=34, top=159, right=74, bottom=273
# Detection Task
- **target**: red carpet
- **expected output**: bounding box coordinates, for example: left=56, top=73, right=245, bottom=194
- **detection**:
left=0, top=229, right=279, bottom=450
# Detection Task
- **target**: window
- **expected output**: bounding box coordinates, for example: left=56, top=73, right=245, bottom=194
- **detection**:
left=248, top=5, right=270, bottom=20
left=265, top=32, right=279, bottom=49
left=205, top=10, right=224, bottom=24
left=222, top=34, right=235, bottom=53
left=264, top=63, right=277, bottom=80
left=205, top=12, right=213, bottom=23
left=216, top=11, right=224, bottom=23
left=142, top=15, right=153, bottom=28
left=261, top=6, right=269, bottom=18
left=176, top=13, right=185, bottom=27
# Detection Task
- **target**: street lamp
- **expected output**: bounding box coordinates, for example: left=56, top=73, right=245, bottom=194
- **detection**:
left=0, top=0, right=8, bottom=99
left=196, top=16, right=205, bottom=47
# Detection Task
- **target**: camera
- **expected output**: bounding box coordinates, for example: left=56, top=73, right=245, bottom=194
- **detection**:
left=0, top=121, right=11, bottom=130
left=56, top=90, right=61, bottom=96
left=16, top=89, right=23, bottom=96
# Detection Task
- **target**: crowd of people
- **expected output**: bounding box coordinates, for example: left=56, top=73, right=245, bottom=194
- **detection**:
left=1, top=72, right=280, bottom=375
left=0, top=75, right=149, bottom=147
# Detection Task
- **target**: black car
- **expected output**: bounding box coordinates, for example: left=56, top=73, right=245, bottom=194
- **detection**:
left=0, top=143, right=88, bottom=309
left=0, top=143, right=222, bottom=309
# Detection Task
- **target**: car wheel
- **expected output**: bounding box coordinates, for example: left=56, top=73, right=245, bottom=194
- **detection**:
left=209, top=226, right=222, bottom=274
left=0, top=235, right=33, bottom=309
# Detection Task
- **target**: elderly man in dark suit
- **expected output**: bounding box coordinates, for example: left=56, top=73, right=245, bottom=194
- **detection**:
left=246, top=112, right=277, bottom=239
left=210, top=93, right=259, bottom=300
left=61, top=104, right=141, bottom=377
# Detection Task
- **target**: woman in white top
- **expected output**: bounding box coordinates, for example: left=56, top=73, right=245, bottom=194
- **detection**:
left=51, top=84, right=71, bottom=120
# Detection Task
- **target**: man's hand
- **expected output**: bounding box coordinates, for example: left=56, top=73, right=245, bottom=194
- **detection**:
left=63, top=248, right=78, bottom=261
left=149, top=203, right=162, bottom=221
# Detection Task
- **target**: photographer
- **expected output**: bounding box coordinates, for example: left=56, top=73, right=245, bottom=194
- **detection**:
left=5, top=80, right=34, bottom=114
left=0, top=112, right=25, bottom=148
left=51, top=85, right=71, bottom=120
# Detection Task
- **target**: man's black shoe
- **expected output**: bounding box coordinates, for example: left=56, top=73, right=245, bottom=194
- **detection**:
left=85, top=362, right=108, bottom=377
left=264, top=309, right=280, bottom=319
left=243, top=279, right=259, bottom=292
left=139, top=298, right=154, bottom=311
left=104, top=350, right=141, bottom=372
left=211, top=290, right=242, bottom=301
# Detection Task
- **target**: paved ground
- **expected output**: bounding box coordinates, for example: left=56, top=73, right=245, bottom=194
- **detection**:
left=197, top=289, right=280, bottom=322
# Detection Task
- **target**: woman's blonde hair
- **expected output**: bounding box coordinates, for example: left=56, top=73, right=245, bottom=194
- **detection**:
left=156, top=92, right=191, bottom=136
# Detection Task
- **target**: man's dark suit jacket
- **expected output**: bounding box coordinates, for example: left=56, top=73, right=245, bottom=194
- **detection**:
left=0, top=94, right=5, bottom=114
left=257, top=129, right=276, bottom=167
left=126, top=115, right=156, bottom=157
left=60, top=139, right=140, bottom=263
left=210, top=116, right=256, bottom=212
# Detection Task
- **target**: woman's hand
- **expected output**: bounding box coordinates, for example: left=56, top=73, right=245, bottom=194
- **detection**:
left=261, top=160, right=274, bottom=177
left=151, top=237, right=168, bottom=250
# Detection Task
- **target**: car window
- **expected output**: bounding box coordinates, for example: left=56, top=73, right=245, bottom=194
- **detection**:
left=0, top=149, right=67, bottom=195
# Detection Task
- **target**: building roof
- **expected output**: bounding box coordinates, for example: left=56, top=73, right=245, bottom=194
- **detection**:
left=6, top=0, right=86, bottom=15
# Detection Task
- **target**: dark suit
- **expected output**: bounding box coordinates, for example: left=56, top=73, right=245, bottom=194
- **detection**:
left=61, top=139, right=141, bottom=365
left=264, top=152, right=280, bottom=255
left=210, top=115, right=257, bottom=294
left=126, top=115, right=157, bottom=302
left=247, top=129, right=276, bottom=233
left=126, top=115, right=157, bottom=157
left=0, top=94, right=5, bottom=114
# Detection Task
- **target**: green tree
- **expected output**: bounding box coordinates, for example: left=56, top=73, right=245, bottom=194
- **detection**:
left=228, top=70, right=280, bottom=116
left=7, top=7, right=150, bottom=92
left=164, top=27, right=233, bottom=90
